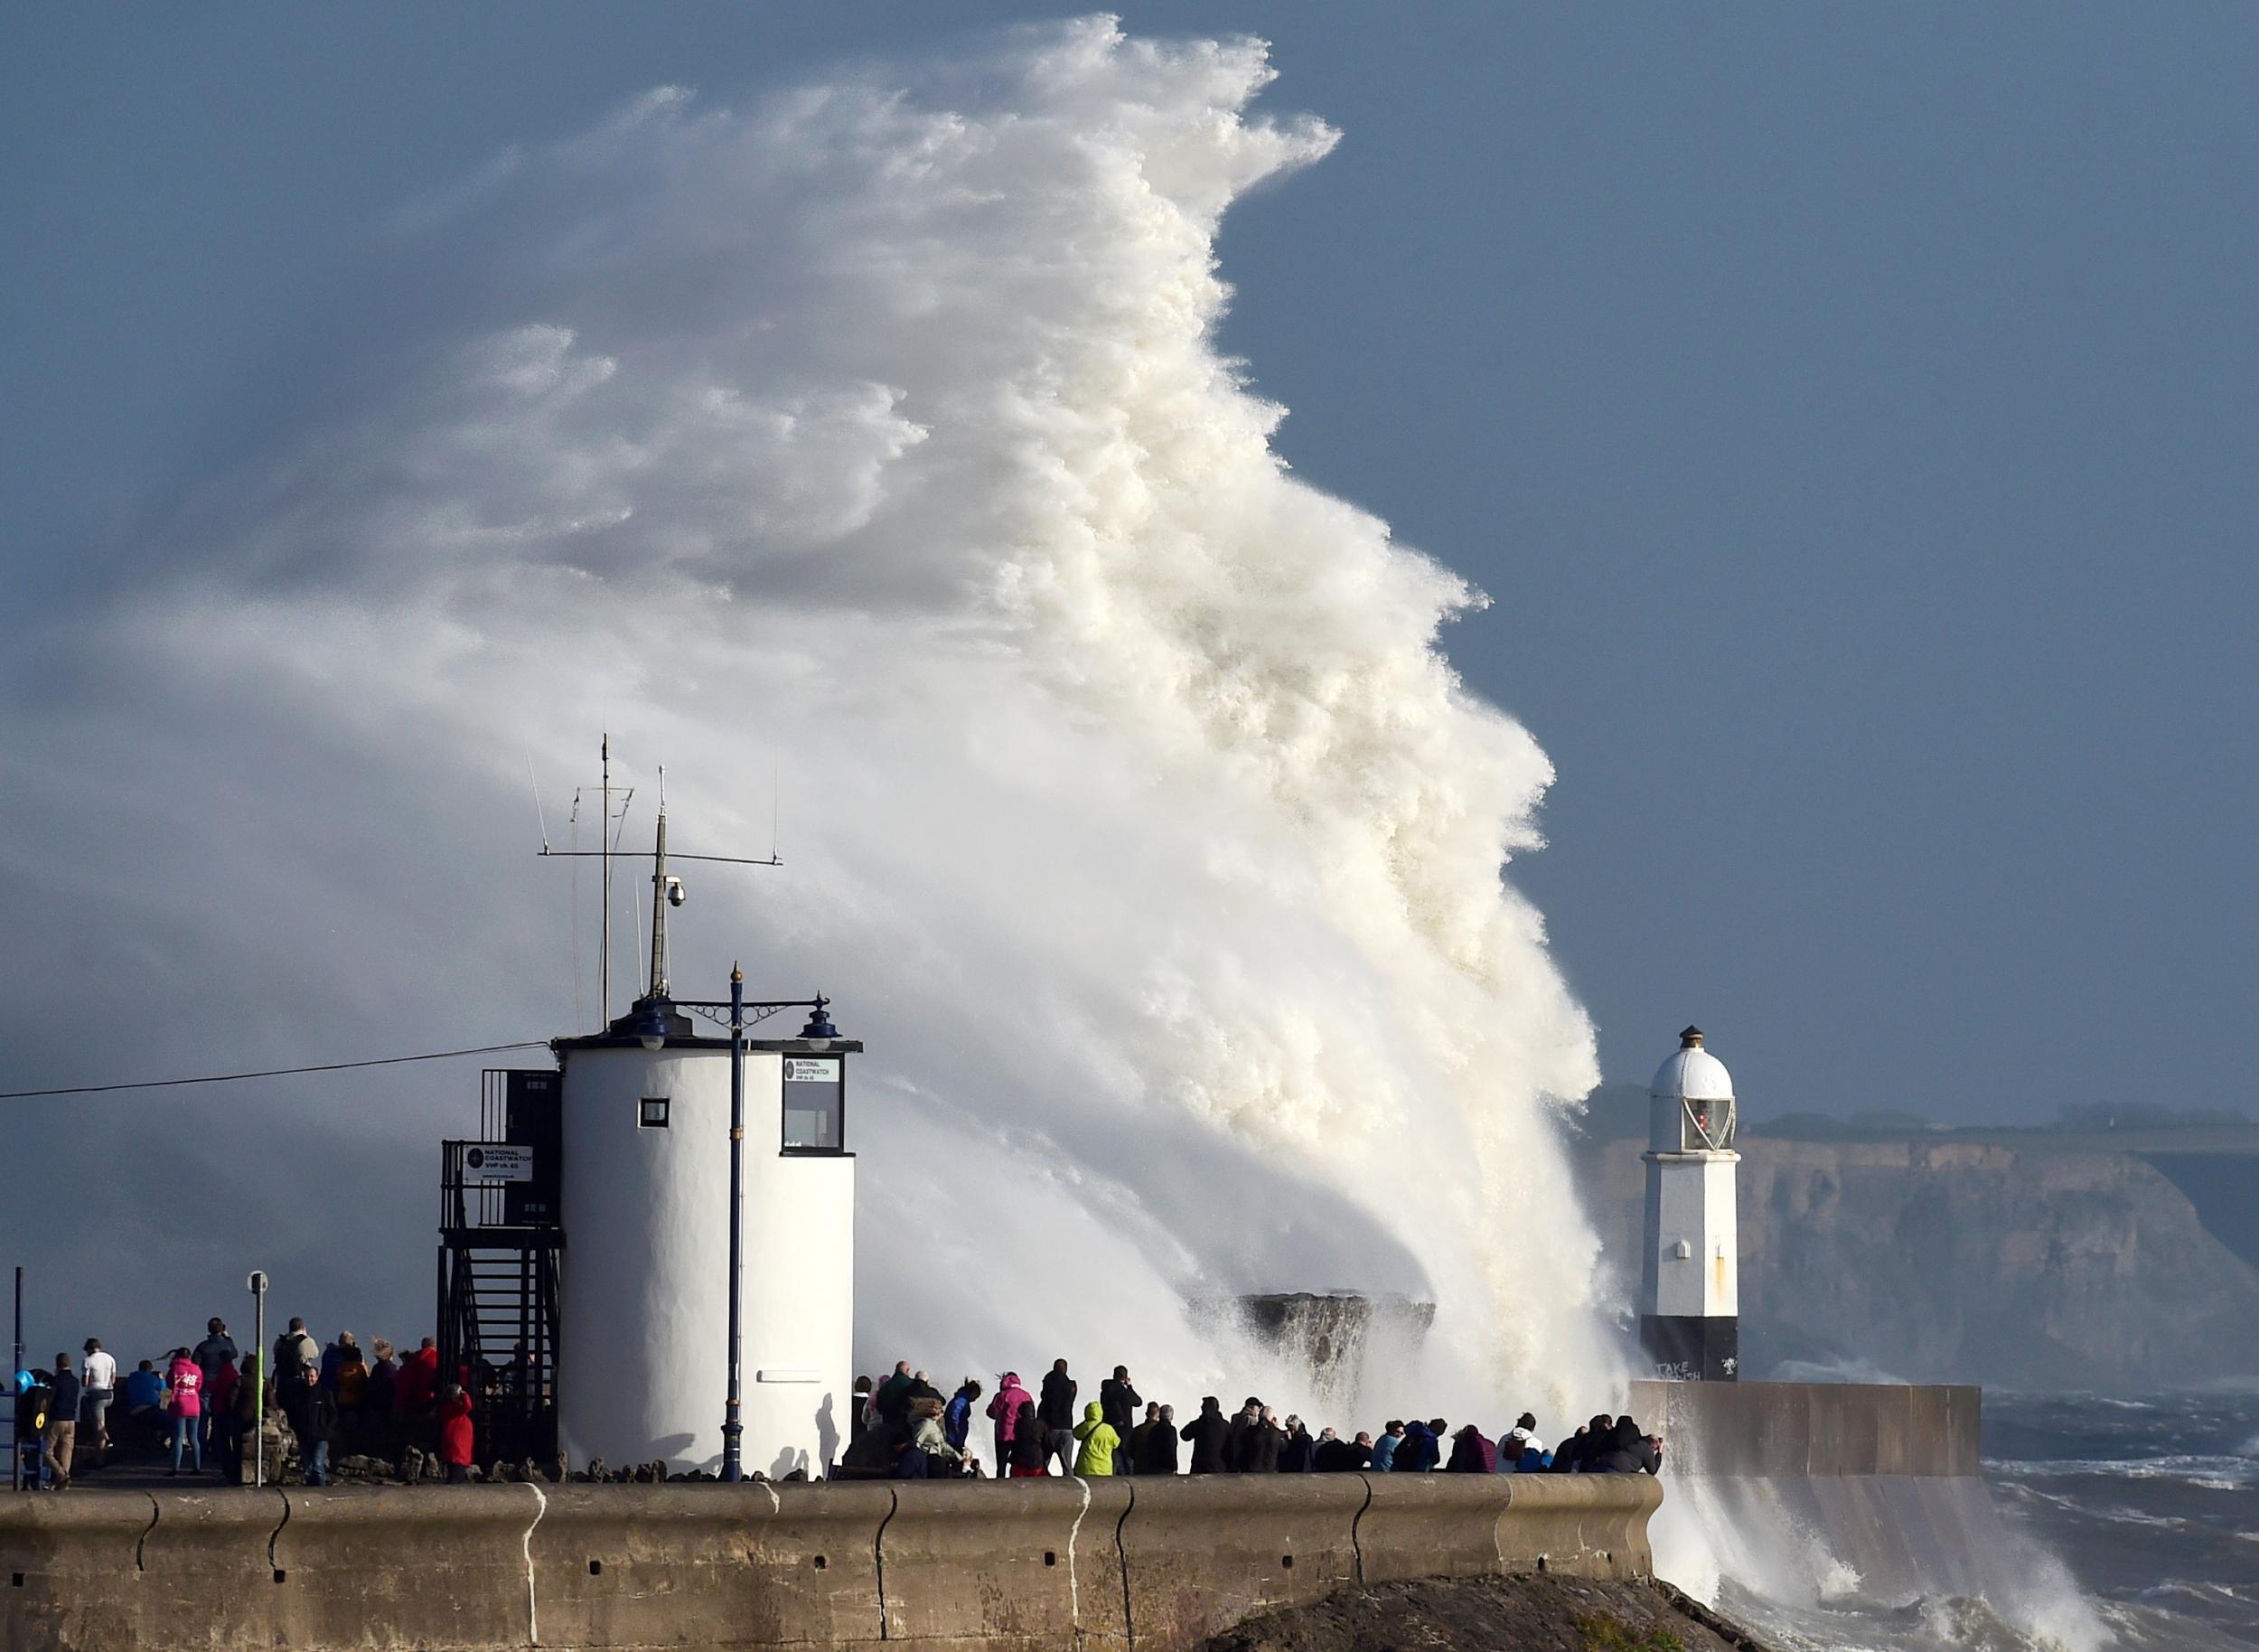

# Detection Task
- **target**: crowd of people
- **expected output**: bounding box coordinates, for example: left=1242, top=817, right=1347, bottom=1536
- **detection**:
left=14, top=1331, right=1661, bottom=1491
left=10, top=1316, right=476, bottom=1489
left=835, top=1358, right=1664, bottom=1484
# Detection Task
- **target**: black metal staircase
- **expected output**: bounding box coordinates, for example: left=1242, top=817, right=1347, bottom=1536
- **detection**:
left=437, top=1068, right=565, bottom=1465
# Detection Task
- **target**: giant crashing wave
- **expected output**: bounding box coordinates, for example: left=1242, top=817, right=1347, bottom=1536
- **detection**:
left=0, top=18, right=1615, bottom=1424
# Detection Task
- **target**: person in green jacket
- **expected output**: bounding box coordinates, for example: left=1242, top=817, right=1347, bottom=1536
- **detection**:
left=1073, top=1401, right=1120, bottom=1477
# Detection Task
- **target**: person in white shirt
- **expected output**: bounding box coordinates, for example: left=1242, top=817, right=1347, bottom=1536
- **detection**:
left=1500, top=1410, right=1548, bottom=1471
left=80, top=1338, right=118, bottom=1463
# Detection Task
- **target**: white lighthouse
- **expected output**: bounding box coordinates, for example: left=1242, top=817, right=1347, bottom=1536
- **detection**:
left=1639, top=1026, right=1739, bottom=1381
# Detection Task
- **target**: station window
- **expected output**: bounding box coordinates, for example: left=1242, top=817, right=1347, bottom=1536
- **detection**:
left=639, top=1096, right=670, bottom=1129
left=782, top=1056, right=845, bottom=1153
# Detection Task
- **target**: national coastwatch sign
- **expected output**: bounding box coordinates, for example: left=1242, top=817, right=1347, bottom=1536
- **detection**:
left=464, top=1143, right=535, bottom=1183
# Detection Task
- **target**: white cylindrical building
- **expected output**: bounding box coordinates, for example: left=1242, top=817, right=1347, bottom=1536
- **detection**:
left=556, top=1001, right=858, bottom=1477
left=1639, top=1025, right=1739, bottom=1381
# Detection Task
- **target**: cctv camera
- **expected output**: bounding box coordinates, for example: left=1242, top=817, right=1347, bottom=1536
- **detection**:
left=666, top=877, right=686, bottom=907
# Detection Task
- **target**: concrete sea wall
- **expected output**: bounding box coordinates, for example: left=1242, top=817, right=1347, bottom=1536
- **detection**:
left=1627, top=1379, right=1982, bottom=1478
left=1629, top=1380, right=2028, bottom=1604
left=0, top=1472, right=1658, bottom=1652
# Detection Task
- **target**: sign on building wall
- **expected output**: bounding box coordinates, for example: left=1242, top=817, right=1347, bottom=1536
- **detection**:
left=783, top=1055, right=845, bottom=1152
left=464, top=1143, right=536, bottom=1183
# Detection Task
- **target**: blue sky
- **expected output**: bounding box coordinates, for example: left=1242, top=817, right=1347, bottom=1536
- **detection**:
left=5, top=3, right=2254, bottom=1123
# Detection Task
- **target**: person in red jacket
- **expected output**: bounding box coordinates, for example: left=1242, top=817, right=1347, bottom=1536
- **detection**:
left=395, top=1338, right=441, bottom=1441
left=436, top=1383, right=474, bottom=1484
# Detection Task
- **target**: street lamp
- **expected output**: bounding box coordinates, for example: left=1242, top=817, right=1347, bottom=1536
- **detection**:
left=721, top=965, right=746, bottom=1480
left=629, top=997, right=671, bottom=1052
left=673, top=977, right=831, bottom=1484
left=248, top=1271, right=268, bottom=1488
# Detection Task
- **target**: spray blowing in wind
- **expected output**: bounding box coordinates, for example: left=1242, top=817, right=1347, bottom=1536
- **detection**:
left=0, top=18, right=1616, bottom=1418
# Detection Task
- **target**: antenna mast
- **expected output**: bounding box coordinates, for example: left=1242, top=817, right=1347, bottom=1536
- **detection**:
left=600, top=734, right=613, bottom=1024
left=649, top=768, right=672, bottom=999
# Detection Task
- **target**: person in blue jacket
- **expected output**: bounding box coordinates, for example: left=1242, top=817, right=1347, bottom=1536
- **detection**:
left=1369, top=1420, right=1404, bottom=1472
left=1395, top=1417, right=1443, bottom=1472
left=942, top=1379, right=981, bottom=1453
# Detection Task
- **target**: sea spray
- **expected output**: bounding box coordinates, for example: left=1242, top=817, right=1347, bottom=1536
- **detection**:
left=0, top=19, right=1615, bottom=1419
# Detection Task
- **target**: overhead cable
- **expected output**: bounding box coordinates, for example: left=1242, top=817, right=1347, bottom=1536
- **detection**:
left=0, top=1040, right=552, bottom=1101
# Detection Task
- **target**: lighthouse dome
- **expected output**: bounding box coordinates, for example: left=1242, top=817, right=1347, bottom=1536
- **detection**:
left=1647, top=1026, right=1737, bottom=1153
left=1651, top=1026, right=1734, bottom=1103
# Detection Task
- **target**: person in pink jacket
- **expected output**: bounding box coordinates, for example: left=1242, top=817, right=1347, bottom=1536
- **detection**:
left=985, top=1372, right=1032, bottom=1478
left=166, top=1347, right=205, bottom=1475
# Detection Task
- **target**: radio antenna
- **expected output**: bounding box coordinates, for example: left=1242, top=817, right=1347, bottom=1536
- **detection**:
left=526, top=746, right=552, bottom=854
left=539, top=737, right=782, bottom=1024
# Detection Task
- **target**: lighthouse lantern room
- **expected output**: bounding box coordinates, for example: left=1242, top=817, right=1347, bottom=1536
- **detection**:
left=1639, top=1026, right=1739, bottom=1381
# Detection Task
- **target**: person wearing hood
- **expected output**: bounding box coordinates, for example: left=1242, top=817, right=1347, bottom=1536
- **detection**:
left=987, top=1372, right=1032, bottom=1472
left=1072, top=1402, right=1120, bottom=1476
left=1180, top=1396, right=1230, bottom=1474
left=1007, top=1401, right=1049, bottom=1478
left=1445, top=1422, right=1496, bottom=1473
left=1396, top=1418, right=1443, bottom=1473
left=1593, top=1416, right=1662, bottom=1475
left=436, top=1383, right=475, bottom=1482
left=1139, top=1404, right=1180, bottom=1475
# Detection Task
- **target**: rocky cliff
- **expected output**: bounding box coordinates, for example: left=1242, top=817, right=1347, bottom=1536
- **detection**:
left=1574, top=1131, right=2259, bottom=1389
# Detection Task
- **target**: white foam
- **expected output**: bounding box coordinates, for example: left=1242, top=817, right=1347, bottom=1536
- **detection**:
left=0, top=18, right=1616, bottom=1417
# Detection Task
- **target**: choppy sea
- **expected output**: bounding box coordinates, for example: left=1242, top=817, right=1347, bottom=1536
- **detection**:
left=1711, top=1387, right=2259, bottom=1652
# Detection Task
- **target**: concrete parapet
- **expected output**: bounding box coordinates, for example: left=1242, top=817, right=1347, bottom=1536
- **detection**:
left=0, top=1490, right=154, bottom=1652
left=0, top=1472, right=1660, bottom=1652
left=1356, top=1471, right=1658, bottom=1587
left=1120, top=1472, right=1364, bottom=1648
left=271, top=1486, right=544, bottom=1648
left=140, top=1488, right=289, bottom=1647
left=534, top=1479, right=891, bottom=1647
